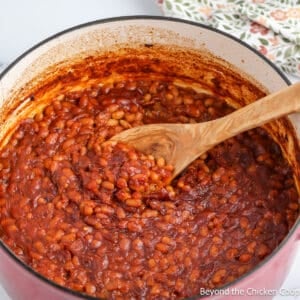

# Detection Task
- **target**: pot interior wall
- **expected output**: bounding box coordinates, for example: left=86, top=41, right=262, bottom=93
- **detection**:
left=0, top=18, right=290, bottom=103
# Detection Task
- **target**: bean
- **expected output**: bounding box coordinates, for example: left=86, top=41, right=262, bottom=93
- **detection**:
left=183, top=95, right=193, bottom=105
left=240, top=216, right=249, bottom=229
left=1, top=218, right=16, bottom=227
left=289, top=202, right=299, bottom=211
left=212, top=167, right=225, bottom=182
left=156, top=157, right=165, bottom=167
left=45, top=133, right=58, bottom=145
left=144, top=93, right=152, bottom=102
left=247, top=241, right=256, bottom=254
left=142, top=209, right=158, bottom=218
left=81, top=205, right=94, bottom=216
left=107, top=119, right=119, bottom=126
left=116, top=207, right=126, bottom=219
left=199, top=226, right=209, bottom=237
left=155, top=243, right=169, bottom=253
left=33, top=241, right=46, bottom=254
left=212, top=236, right=222, bottom=244
left=120, top=238, right=131, bottom=252
left=149, top=82, right=158, bottom=94
left=212, top=269, right=226, bottom=284
left=150, top=284, right=161, bottom=295
left=229, top=195, right=238, bottom=204
left=147, top=258, right=156, bottom=269
left=209, top=245, right=219, bottom=257
left=101, top=181, right=114, bottom=190
left=132, top=238, right=144, bottom=251
left=175, top=279, right=185, bottom=293
left=208, top=107, right=216, bottom=116
left=165, top=93, right=174, bottom=101
left=125, top=113, right=136, bottom=122
left=161, top=236, right=175, bottom=246
left=173, top=96, right=183, bottom=105
left=204, top=98, right=214, bottom=107
left=61, top=233, right=76, bottom=243
left=239, top=253, right=252, bottom=263
left=85, top=283, right=96, bottom=294
left=112, top=110, right=125, bottom=120
left=257, top=244, right=270, bottom=258
left=62, top=138, right=75, bottom=150
left=125, top=199, right=142, bottom=207
left=184, top=257, right=192, bottom=268
left=53, top=229, right=65, bottom=241
left=127, top=221, right=142, bottom=232
left=190, top=269, right=200, bottom=282
left=134, top=112, right=143, bottom=121
left=119, top=120, right=131, bottom=129
left=166, top=265, right=178, bottom=275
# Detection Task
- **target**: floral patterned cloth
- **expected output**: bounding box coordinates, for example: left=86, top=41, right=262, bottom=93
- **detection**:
left=158, top=0, right=300, bottom=77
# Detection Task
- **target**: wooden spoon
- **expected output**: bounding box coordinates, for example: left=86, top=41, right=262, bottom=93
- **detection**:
left=111, top=83, right=300, bottom=179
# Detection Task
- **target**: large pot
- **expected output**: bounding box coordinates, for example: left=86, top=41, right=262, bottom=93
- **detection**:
left=0, top=16, right=299, bottom=300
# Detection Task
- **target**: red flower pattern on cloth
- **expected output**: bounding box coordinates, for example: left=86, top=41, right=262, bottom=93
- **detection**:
left=252, top=0, right=265, bottom=3
left=270, top=10, right=288, bottom=21
left=158, top=0, right=300, bottom=77
left=250, top=22, right=269, bottom=35
left=259, top=45, right=268, bottom=55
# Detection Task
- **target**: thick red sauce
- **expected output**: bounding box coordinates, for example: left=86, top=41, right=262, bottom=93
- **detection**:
left=0, top=79, right=298, bottom=299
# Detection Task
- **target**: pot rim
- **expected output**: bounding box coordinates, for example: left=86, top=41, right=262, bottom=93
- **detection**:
left=0, top=15, right=298, bottom=300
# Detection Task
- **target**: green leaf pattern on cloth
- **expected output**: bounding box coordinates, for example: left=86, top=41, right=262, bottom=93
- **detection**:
left=158, top=0, right=300, bottom=77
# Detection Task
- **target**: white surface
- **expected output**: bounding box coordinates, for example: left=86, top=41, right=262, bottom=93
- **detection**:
left=0, top=0, right=161, bottom=63
left=0, top=1, right=299, bottom=299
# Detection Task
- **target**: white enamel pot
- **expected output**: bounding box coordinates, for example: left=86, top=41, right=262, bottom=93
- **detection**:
left=0, top=17, right=299, bottom=300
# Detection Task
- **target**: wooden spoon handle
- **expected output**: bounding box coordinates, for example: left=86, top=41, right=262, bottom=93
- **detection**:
left=193, top=83, right=300, bottom=151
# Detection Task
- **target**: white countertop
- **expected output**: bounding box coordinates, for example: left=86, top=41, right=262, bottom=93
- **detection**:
left=0, top=1, right=299, bottom=299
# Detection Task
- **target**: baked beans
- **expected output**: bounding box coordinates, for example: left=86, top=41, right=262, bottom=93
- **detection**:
left=0, top=78, right=298, bottom=299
